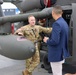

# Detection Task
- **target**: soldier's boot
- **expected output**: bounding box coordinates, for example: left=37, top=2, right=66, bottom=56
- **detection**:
left=29, top=72, right=32, bottom=75
left=22, top=70, right=30, bottom=75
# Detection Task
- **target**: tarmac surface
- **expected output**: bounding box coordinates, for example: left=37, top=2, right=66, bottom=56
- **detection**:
left=0, top=55, right=52, bottom=75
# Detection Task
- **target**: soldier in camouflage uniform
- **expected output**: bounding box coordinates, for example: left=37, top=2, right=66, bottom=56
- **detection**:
left=14, top=15, right=52, bottom=75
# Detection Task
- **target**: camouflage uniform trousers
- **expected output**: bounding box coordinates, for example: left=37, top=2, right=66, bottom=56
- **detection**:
left=25, top=43, right=40, bottom=75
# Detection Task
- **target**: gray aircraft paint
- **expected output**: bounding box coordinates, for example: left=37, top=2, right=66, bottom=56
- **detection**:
left=0, top=35, right=35, bottom=60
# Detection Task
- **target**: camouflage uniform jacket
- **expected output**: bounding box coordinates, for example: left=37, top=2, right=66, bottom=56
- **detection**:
left=14, top=24, right=52, bottom=43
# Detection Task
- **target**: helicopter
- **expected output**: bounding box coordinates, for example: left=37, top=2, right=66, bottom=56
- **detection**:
left=0, top=0, right=76, bottom=73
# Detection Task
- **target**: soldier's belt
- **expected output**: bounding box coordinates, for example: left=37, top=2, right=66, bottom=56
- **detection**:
left=34, top=40, right=38, bottom=44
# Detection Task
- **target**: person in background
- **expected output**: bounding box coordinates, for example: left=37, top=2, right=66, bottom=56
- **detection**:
left=43, top=5, right=70, bottom=75
left=14, top=15, right=52, bottom=75
left=38, top=19, right=46, bottom=26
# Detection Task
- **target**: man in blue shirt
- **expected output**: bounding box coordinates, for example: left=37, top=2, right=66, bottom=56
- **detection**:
left=43, top=5, right=70, bottom=75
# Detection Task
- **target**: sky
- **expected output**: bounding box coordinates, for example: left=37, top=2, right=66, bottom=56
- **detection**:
left=1, top=2, right=17, bottom=9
